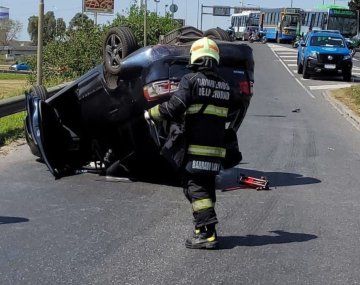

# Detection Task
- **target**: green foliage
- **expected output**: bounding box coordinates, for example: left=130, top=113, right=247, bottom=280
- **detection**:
left=348, top=0, right=360, bottom=10
left=27, top=11, right=67, bottom=45
left=69, top=13, right=94, bottom=30
left=0, top=73, right=27, bottom=80
left=27, top=24, right=105, bottom=86
left=112, top=4, right=180, bottom=46
left=0, top=112, right=26, bottom=147
left=27, top=4, right=179, bottom=86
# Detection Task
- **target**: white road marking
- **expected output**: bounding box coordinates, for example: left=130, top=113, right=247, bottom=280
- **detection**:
left=280, top=55, right=297, bottom=58
left=309, top=84, right=352, bottom=90
left=352, top=67, right=360, bottom=71
left=283, top=59, right=297, bottom=62
left=276, top=51, right=297, bottom=54
left=353, top=57, right=359, bottom=62
left=269, top=45, right=315, bottom=99
left=288, top=64, right=297, bottom=66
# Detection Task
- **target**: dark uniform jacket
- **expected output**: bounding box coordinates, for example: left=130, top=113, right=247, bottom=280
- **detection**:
left=149, top=68, right=235, bottom=175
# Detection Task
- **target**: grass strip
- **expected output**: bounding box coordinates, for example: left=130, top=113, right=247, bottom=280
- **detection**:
left=0, top=112, right=26, bottom=147
left=0, top=73, right=27, bottom=80
left=332, top=86, right=360, bottom=117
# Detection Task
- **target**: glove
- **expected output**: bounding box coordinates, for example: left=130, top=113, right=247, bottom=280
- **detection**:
left=144, top=110, right=150, bottom=120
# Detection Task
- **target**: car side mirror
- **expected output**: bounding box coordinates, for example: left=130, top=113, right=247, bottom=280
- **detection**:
left=347, top=42, right=354, bottom=49
left=300, top=42, right=306, bottom=47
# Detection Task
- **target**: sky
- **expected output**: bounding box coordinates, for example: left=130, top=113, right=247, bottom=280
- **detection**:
left=0, top=0, right=350, bottom=41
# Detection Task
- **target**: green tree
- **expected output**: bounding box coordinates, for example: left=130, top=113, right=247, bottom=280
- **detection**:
left=27, top=15, right=38, bottom=44
left=27, top=11, right=62, bottom=45
left=349, top=0, right=360, bottom=10
left=55, top=18, right=66, bottom=39
left=112, top=4, right=180, bottom=46
left=68, top=13, right=94, bottom=30
left=27, top=6, right=180, bottom=85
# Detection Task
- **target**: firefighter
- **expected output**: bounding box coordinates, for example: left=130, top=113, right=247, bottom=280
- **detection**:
left=145, top=37, right=232, bottom=249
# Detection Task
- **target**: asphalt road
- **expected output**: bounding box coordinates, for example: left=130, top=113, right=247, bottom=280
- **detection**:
left=1, top=43, right=360, bottom=284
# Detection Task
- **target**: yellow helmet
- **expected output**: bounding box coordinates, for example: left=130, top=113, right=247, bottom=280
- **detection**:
left=190, top=37, right=220, bottom=64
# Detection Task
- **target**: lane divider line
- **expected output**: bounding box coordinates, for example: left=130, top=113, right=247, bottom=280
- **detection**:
left=269, top=45, right=315, bottom=99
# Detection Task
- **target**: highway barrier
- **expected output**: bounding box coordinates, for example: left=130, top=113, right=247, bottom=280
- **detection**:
left=0, top=83, right=70, bottom=119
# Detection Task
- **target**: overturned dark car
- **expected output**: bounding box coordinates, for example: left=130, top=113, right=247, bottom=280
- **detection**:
left=25, top=26, right=254, bottom=180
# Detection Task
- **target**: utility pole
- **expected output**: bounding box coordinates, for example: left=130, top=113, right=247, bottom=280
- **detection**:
left=154, top=0, right=160, bottom=15
left=291, top=0, right=293, bottom=8
left=144, top=0, right=147, bottom=46
left=37, top=0, right=44, bottom=86
left=197, top=0, right=200, bottom=28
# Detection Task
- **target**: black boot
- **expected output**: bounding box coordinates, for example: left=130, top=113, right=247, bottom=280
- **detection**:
left=185, top=224, right=218, bottom=249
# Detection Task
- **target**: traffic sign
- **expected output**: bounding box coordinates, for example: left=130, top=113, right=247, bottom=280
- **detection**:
left=213, top=6, right=231, bottom=17
left=169, top=4, right=178, bottom=13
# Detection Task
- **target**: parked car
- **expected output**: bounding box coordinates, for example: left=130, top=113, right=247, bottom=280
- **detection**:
left=24, top=26, right=254, bottom=180
left=297, top=31, right=352, bottom=81
left=9, top=62, right=30, bottom=71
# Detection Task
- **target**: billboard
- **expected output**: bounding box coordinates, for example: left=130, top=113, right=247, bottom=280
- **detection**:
left=213, top=6, right=231, bottom=17
left=234, top=7, right=260, bottom=14
left=0, top=7, right=10, bottom=20
left=83, top=0, right=114, bottom=14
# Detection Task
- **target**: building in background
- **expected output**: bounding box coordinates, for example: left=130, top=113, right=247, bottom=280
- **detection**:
left=0, top=6, right=10, bottom=44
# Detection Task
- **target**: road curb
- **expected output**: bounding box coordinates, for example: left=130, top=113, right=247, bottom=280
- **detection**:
left=323, top=90, right=360, bottom=131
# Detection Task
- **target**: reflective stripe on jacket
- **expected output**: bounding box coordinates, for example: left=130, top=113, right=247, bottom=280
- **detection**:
left=149, top=69, right=232, bottom=174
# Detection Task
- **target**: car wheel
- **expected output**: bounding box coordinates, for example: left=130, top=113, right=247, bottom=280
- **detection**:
left=215, top=27, right=231, bottom=41
left=343, top=69, right=352, bottom=82
left=160, top=26, right=203, bottom=44
left=103, top=27, right=138, bottom=75
left=302, top=60, right=309, bottom=79
left=31, top=85, right=49, bottom=101
left=204, top=28, right=226, bottom=40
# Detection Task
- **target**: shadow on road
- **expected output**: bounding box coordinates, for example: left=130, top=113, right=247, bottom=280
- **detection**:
left=304, top=73, right=360, bottom=83
left=219, top=230, right=317, bottom=249
left=216, top=168, right=321, bottom=189
left=0, top=216, right=29, bottom=225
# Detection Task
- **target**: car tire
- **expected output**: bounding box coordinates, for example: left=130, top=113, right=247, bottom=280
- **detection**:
left=343, top=69, right=352, bottom=82
left=31, top=85, right=49, bottom=101
left=302, top=60, right=310, bottom=79
left=103, top=27, right=138, bottom=75
left=204, top=28, right=226, bottom=41
left=160, top=26, right=203, bottom=44
left=215, top=27, right=232, bottom=41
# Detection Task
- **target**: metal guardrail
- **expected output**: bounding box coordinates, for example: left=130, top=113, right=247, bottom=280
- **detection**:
left=0, top=82, right=70, bottom=119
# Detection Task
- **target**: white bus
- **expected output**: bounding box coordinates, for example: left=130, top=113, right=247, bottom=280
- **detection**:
left=301, top=6, right=359, bottom=38
left=230, top=11, right=260, bottom=41
left=260, top=8, right=302, bottom=43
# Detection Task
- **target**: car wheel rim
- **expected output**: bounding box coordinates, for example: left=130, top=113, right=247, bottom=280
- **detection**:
left=106, top=34, right=123, bottom=69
